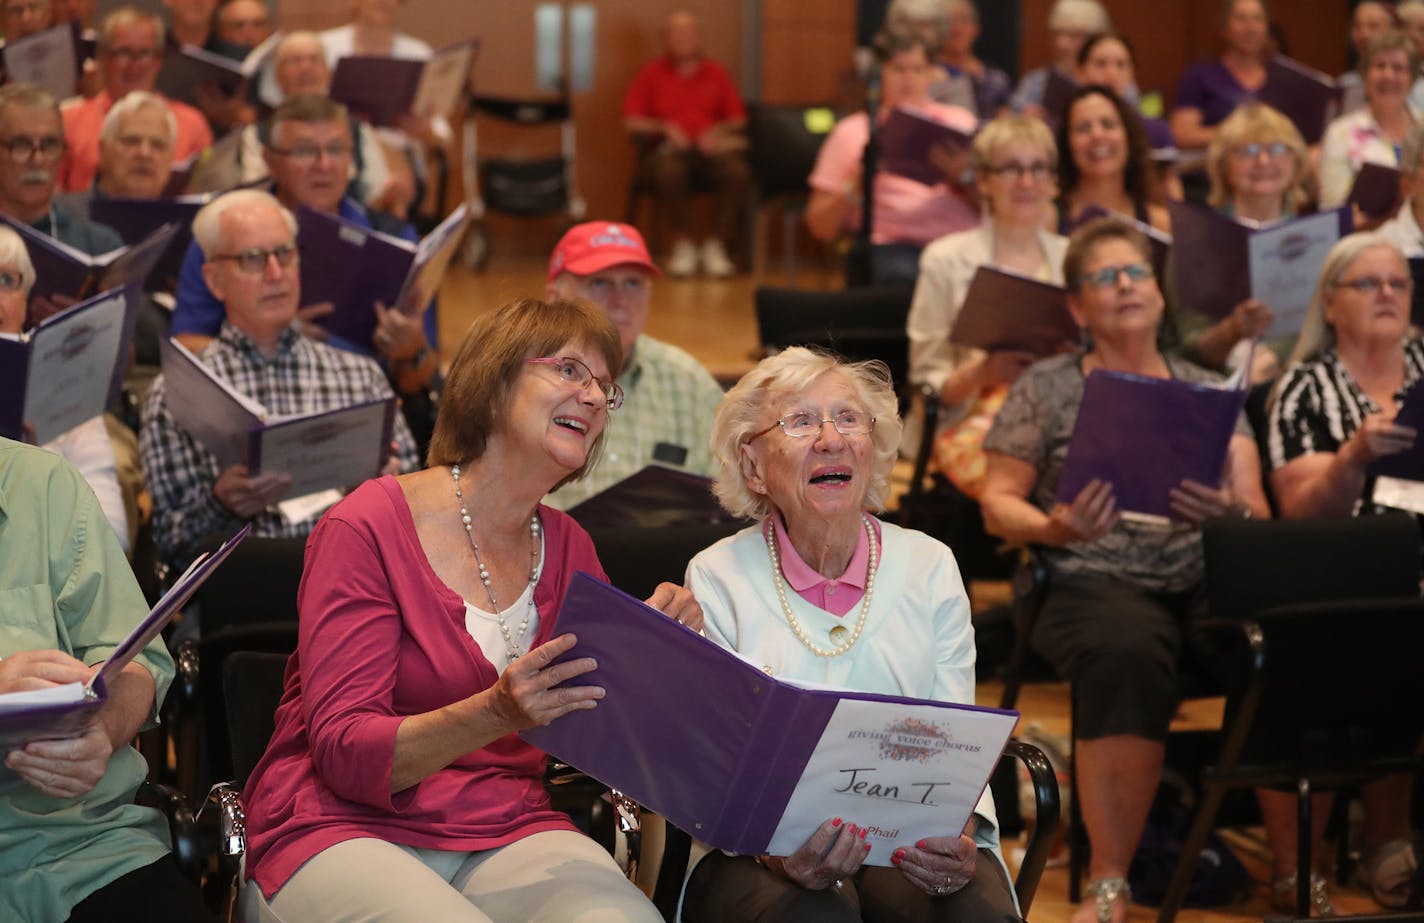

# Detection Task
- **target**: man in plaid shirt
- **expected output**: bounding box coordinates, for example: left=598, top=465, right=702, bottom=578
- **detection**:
left=139, top=189, right=418, bottom=569
left=543, top=221, right=725, bottom=510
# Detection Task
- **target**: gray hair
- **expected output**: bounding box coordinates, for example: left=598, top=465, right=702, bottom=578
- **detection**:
left=710, top=347, right=903, bottom=520
left=886, top=0, right=951, bottom=47
left=273, top=30, right=325, bottom=68
left=192, top=188, right=297, bottom=257
left=98, top=90, right=175, bottom=146
left=0, top=224, right=37, bottom=293
left=1279, top=232, right=1406, bottom=382
left=1048, top=0, right=1111, bottom=33
left=1401, top=0, right=1424, bottom=25
left=98, top=6, right=164, bottom=50
left=0, top=83, right=61, bottom=139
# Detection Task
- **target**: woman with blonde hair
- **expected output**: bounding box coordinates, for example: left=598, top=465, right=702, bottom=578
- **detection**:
left=1265, top=233, right=1419, bottom=910
left=1174, top=102, right=1310, bottom=378
left=907, top=114, right=1068, bottom=497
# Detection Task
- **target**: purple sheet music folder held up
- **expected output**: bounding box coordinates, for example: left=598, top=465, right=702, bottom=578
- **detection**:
left=1056, top=370, right=1246, bottom=521
left=878, top=106, right=974, bottom=187
left=0, top=524, right=250, bottom=750
left=523, top=573, right=1018, bottom=864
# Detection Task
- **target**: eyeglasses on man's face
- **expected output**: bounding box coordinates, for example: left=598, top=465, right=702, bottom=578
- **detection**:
left=1079, top=261, right=1154, bottom=290
left=210, top=243, right=300, bottom=274
left=103, top=45, right=163, bottom=63
left=749, top=409, right=876, bottom=442
left=983, top=161, right=1053, bottom=181
left=0, top=134, right=63, bottom=163
left=270, top=142, right=354, bottom=164
left=525, top=356, right=625, bottom=411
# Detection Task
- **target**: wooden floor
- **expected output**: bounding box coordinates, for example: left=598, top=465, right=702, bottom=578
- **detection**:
left=438, top=258, right=1394, bottom=922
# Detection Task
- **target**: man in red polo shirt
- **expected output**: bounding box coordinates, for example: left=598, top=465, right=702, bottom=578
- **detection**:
left=57, top=5, right=212, bottom=192
left=622, top=9, right=749, bottom=279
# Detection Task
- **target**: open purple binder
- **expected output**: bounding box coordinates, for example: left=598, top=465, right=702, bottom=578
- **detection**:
left=1056, top=370, right=1246, bottom=520
left=1370, top=379, right=1424, bottom=481
left=1349, top=162, right=1402, bottom=219
left=522, top=573, right=1018, bottom=861
left=878, top=106, right=973, bottom=187
left=1259, top=56, right=1341, bottom=145
left=4, top=215, right=180, bottom=304
left=296, top=207, right=415, bottom=349
left=0, top=524, right=250, bottom=750
left=948, top=266, right=1074, bottom=356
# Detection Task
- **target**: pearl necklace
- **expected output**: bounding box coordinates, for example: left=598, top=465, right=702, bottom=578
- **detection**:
left=451, top=464, right=540, bottom=661
left=763, top=514, right=879, bottom=658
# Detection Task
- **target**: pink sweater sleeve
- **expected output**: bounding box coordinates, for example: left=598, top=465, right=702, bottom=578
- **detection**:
left=294, top=516, right=410, bottom=810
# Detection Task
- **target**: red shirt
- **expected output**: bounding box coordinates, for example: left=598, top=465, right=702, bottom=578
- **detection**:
left=622, top=55, right=745, bottom=141
left=241, top=476, right=605, bottom=898
left=58, top=90, right=213, bottom=192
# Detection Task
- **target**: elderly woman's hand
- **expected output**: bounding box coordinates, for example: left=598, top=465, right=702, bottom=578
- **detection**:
left=1342, top=413, right=1417, bottom=467
left=773, top=817, right=872, bottom=890
left=1169, top=479, right=1242, bottom=525
left=644, top=582, right=704, bottom=631
left=484, top=633, right=603, bottom=732
left=892, top=832, right=977, bottom=897
left=1043, top=479, right=1119, bottom=546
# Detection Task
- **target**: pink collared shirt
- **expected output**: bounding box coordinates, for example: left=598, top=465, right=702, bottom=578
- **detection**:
left=771, top=514, right=881, bottom=616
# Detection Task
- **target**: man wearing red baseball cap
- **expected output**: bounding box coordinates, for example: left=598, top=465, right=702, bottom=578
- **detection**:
left=543, top=220, right=725, bottom=509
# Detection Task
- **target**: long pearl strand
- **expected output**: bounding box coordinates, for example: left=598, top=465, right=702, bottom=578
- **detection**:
left=452, top=464, right=540, bottom=660
left=763, top=514, right=879, bottom=658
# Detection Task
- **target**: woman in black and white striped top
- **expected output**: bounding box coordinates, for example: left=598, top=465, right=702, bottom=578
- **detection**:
left=1267, top=233, right=1424, bottom=518
left=1265, top=231, right=1422, bottom=910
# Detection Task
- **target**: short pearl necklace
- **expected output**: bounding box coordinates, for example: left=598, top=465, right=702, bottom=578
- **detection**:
left=763, top=514, right=879, bottom=658
left=451, top=464, right=540, bottom=661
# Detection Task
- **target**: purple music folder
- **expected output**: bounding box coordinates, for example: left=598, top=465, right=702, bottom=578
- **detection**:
left=89, top=196, right=205, bottom=292
left=1168, top=202, right=1351, bottom=325
left=1349, top=162, right=1402, bottom=219
left=329, top=55, right=424, bottom=128
left=878, top=106, right=973, bottom=186
left=948, top=266, right=1075, bottom=356
left=1371, top=378, right=1424, bottom=481
left=1040, top=68, right=1077, bottom=126
left=522, top=573, right=1018, bottom=860
left=1055, top=370, right=1246, bottom=520
left=4, top=215, right=180, bottom=305
left=1260, top=55, right=1341, bottom=145
left=0, top=524, right=250, bottom=750
left=295, top=206, right=416, bottom=349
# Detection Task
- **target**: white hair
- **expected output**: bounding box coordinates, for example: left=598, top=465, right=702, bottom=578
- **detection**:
left=192, top=188, right=297, bottom=257
left=99, top=90, right=175, bottom=146
left=0, top=224, right=36, bottom=293
left=710, top=347, right=903, bottom=521
left=1048, top=0, right=1111, bottom=33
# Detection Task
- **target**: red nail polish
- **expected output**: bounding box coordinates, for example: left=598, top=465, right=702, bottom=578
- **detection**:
left=863, top=842, right=872, bottom=852
left=859, top=827, right=868, bottom=839
left=891, top=849, right=905, bottom=864
left=916, top=840, right=927, bottom=849
left=831, top=817, right=841, bottom=827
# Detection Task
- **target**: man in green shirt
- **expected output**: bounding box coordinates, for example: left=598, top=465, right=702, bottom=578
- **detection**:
left=544, top=220, right=726, bottom=510
left=0, top=437, right=211, bottom=921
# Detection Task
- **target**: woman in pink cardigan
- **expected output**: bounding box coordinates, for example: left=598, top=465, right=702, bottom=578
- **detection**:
left=238, top=297, right=701, bottom=923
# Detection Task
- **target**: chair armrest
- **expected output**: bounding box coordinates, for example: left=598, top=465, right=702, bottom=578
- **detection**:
left=906, top=385, right=942, bottom=504
left=136, top=779, right=202, bottom=883
left=1002, top=738, right=1060, bottom=914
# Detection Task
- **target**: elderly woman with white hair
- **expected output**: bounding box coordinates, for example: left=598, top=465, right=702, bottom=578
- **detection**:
left=0, top=224, right=130, bottom=553
left=1009, top=0, right=1112, bottom=117
left=889, top=0, right=1011, bottom=118
left=680, top=347, right=1018, bottom=923
left=1265, top=232, right=1421, bottom=910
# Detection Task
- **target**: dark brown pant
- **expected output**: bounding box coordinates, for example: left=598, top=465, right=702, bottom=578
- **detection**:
left=639, top=147, right=751, bottom=245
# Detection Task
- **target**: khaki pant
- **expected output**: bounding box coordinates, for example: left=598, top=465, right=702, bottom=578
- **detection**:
left=240, top=829, right=661, bottom=923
